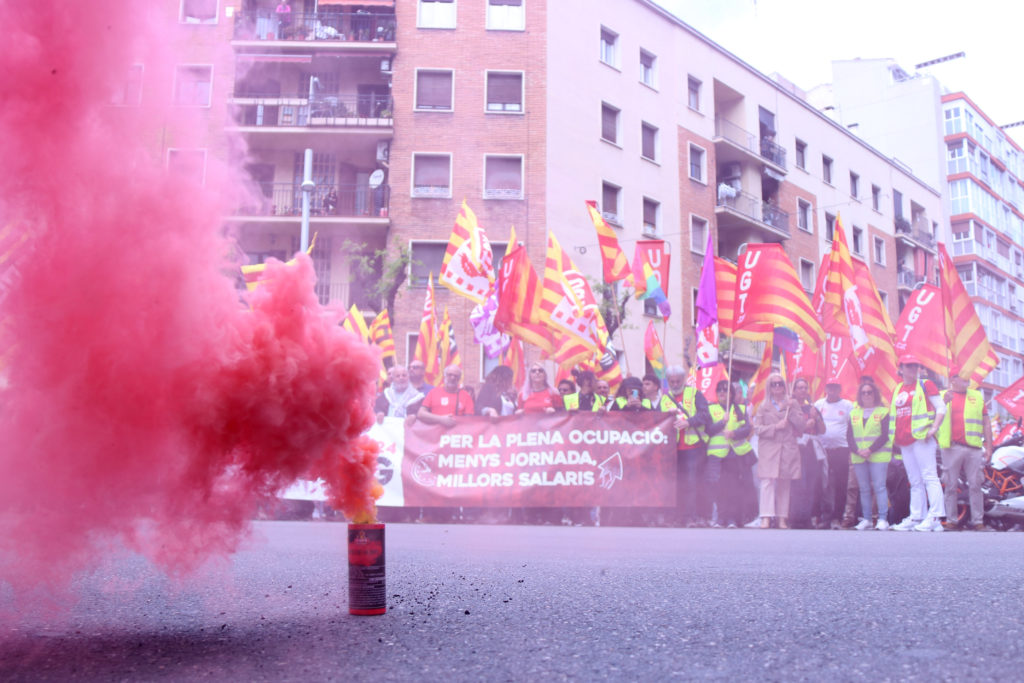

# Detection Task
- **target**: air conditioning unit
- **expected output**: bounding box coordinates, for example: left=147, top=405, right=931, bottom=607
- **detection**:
left=376, top=141, right=390, bottom=163
left=721, top=162, right=741, bottom=181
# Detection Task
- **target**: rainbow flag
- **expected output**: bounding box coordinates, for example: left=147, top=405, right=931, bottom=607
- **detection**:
left=638, top=261, right=671, bottom=320
left=644, top=320, right=666, bottom=380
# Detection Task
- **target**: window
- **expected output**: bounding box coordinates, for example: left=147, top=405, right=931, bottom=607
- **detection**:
left=486, top=0, right=524, bottom=31
left=415, top=69, right=453, bottom=111
left=411, top=153, right=452, bottom=198
left=418, top=0, right=456, bottom=29
left=173, top=65, right=212, bottom=106
left=483, top=155, right=523, bottom=199
left=167, top=148, right=207, bottom=184
left=871, top=184, right=881, bottom=211
left=180, top=0, right=217, bottom=23
left=111, top=64, right=143, bottom=106
left=688, top=144, right=706, bottom=182
left=893, top=189, right=903, bottom=218
left=795, top=139, right=806, bottom=169
left=878, top=290, right=888, bottom=313
left=873, top=236, right=886, bottom=265
left=824, top=213, right=836, bottom=242
left=687, top=76, right=701, bottom=111
left=642, top=197, right=660, bottom=236
left=601, top=103, right=619, bottom=144
left=944, top=106, right=962, bottom=135
left=409, top=241, right=447, bottom=286
left=799, top=259, right=814, bottom=291
left=796, top=199, right=811, bottom=232
left=852, top=226, right=864, bottom=255
left=641, top=122, right=658, bottom=162
left=485, top=71, right=523, bottom=112
left=602, top=182, right=621, bottom=225
left=690, top=215, right=708, bottom=253
left=849, top=172, right=860, bottom=198
left=822, top=155, right=833, bottom=184
left=599, top=27, right=618, bottom=67
left=948, top=141, right=967, bottom=174
left=639, top=49, right=657, bottom=88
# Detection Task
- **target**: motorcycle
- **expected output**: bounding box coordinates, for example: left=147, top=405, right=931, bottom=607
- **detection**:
left=952, top=430, right=1024, bottom=530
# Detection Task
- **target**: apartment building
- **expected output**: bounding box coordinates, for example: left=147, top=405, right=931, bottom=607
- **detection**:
left=157, top=0, right=944, bottom=385
left=821, top=59, right=1024, bottom=397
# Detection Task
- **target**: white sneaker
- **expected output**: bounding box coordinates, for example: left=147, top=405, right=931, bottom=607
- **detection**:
left=892, top=517, right=919, bottom=531
left=875, top=519, right=890, bottom=531
left=854, top=518, right=873, bottom=530
left=914, top=518, right=942, bottom=532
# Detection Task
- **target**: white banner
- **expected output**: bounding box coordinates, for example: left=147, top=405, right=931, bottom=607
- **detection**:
left=279, top=417, right=407, bottom=506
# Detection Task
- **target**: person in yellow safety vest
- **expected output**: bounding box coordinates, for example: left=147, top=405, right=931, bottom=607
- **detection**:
left=594, top=378, right=612, bottom=411
left=938, top=372, right=993, bottom=531
left=846, top=381, right=893, bottom=530
left=561, top=370, right=608, bottom=412
left=610, top=376, right=652, bottom=411
left=661, top=365, right=717, bottom=527
left=705, top=380, right=753, bottom=528
left=888, top=354, right=947, bottom=532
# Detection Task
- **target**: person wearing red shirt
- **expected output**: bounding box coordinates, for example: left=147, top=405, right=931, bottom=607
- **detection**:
left=889, top=355, right=946, bottom=532
left=418, top=365, right=474, bottom=427
left=517, top=363, right=560, bottom=414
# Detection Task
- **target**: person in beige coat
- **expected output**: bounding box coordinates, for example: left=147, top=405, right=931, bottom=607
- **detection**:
left=753, top=373, right=806, bottom=529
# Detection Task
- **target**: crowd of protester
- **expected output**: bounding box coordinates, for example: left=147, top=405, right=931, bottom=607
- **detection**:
left=370, top=354, right=1003, bottom=531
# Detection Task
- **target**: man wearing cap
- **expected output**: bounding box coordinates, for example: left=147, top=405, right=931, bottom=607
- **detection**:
left=889, top=355, right=947, bottom=531
left=938, top=372, right=993, bottom=530
left=814, top=380, right=854, bottom=529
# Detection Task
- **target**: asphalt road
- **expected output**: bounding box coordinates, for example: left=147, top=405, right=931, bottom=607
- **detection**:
left=2, top=521, right=1023, bottom=681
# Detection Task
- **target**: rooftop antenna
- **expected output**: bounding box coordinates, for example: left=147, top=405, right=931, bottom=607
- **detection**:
left=914, top=51, right=965, bottom=69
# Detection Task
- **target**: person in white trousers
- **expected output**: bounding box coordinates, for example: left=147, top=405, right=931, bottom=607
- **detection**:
left=888, top=355, right=947, bottom=532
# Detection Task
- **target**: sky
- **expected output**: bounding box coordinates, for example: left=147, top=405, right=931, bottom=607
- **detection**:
left=653, top=0, right=1024, bottom=146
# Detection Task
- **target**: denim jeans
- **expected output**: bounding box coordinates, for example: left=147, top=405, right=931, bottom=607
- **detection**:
left=852, top=460, right=889, bottom=522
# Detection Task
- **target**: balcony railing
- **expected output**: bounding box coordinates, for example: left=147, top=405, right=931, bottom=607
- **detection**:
left=233, top=95, right=393, bottom=127
left=235, top=182, right=390, bottom=218
left=233, top=10, right=396, bottom=42
left=897, top=268, right=918, bottom=287
left=717, top=189, right=790, bottom=236
left=714, top=117, right=787, bottom=170
left=894, top=216, right=935, bottom=247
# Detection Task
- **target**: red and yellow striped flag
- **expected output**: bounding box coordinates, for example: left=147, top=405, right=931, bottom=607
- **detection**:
left=342, top=304, right=371, bottom=344
left=541, top=231, right=608, bottom=367
left=413, top=274, right=442, bottom=385
left=585, top=200, right=633, bottom=285
left=714, top=257, right=771, bottom=341
left=733, top=244, right=824, bottom=350
left=822, top=216, right=855, bottom=337
left=494, top=242, right=553, bottom=354
left=438, top=306, right=462, bottom=371
left=241, top=233, right=317, bottom=291
left=748, top=338, right=774, bottom=414
left=369, top=309, right=396, bottom=362
left=440, top=200, right=495, bottom=304
left=938, top=243, right=998, bottom=384
left=501, top=335, right=526, bottom=390
left=852, top=259, right=899, bottom=397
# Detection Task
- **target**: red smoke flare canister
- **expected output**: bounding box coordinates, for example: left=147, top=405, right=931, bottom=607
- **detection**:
left=348, top=523, right=386, bottom=615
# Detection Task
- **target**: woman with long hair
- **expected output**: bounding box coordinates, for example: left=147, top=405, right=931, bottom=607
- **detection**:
left=517, top=362, right=560, bottom=414
left=752, top=373, right=806, bottom=529
left=847, top=381, right=892, bottom=530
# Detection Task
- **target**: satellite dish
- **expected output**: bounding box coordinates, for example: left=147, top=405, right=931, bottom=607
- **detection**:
left=369, top=169, right=385, bottom=189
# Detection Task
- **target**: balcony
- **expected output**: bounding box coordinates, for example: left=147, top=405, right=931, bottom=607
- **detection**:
left=713, top=117, right=787, bottom=173
left=894, top=216, right=935, bottom=251
left=716, top=188, right=790, bottom=239
left=233, top=10, right=396, bottom=46
left=897, top=268, right=918, bottom=290
left=234, top=182, right=390, bottom=219
left=232, top=95, right=393, bottom=129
